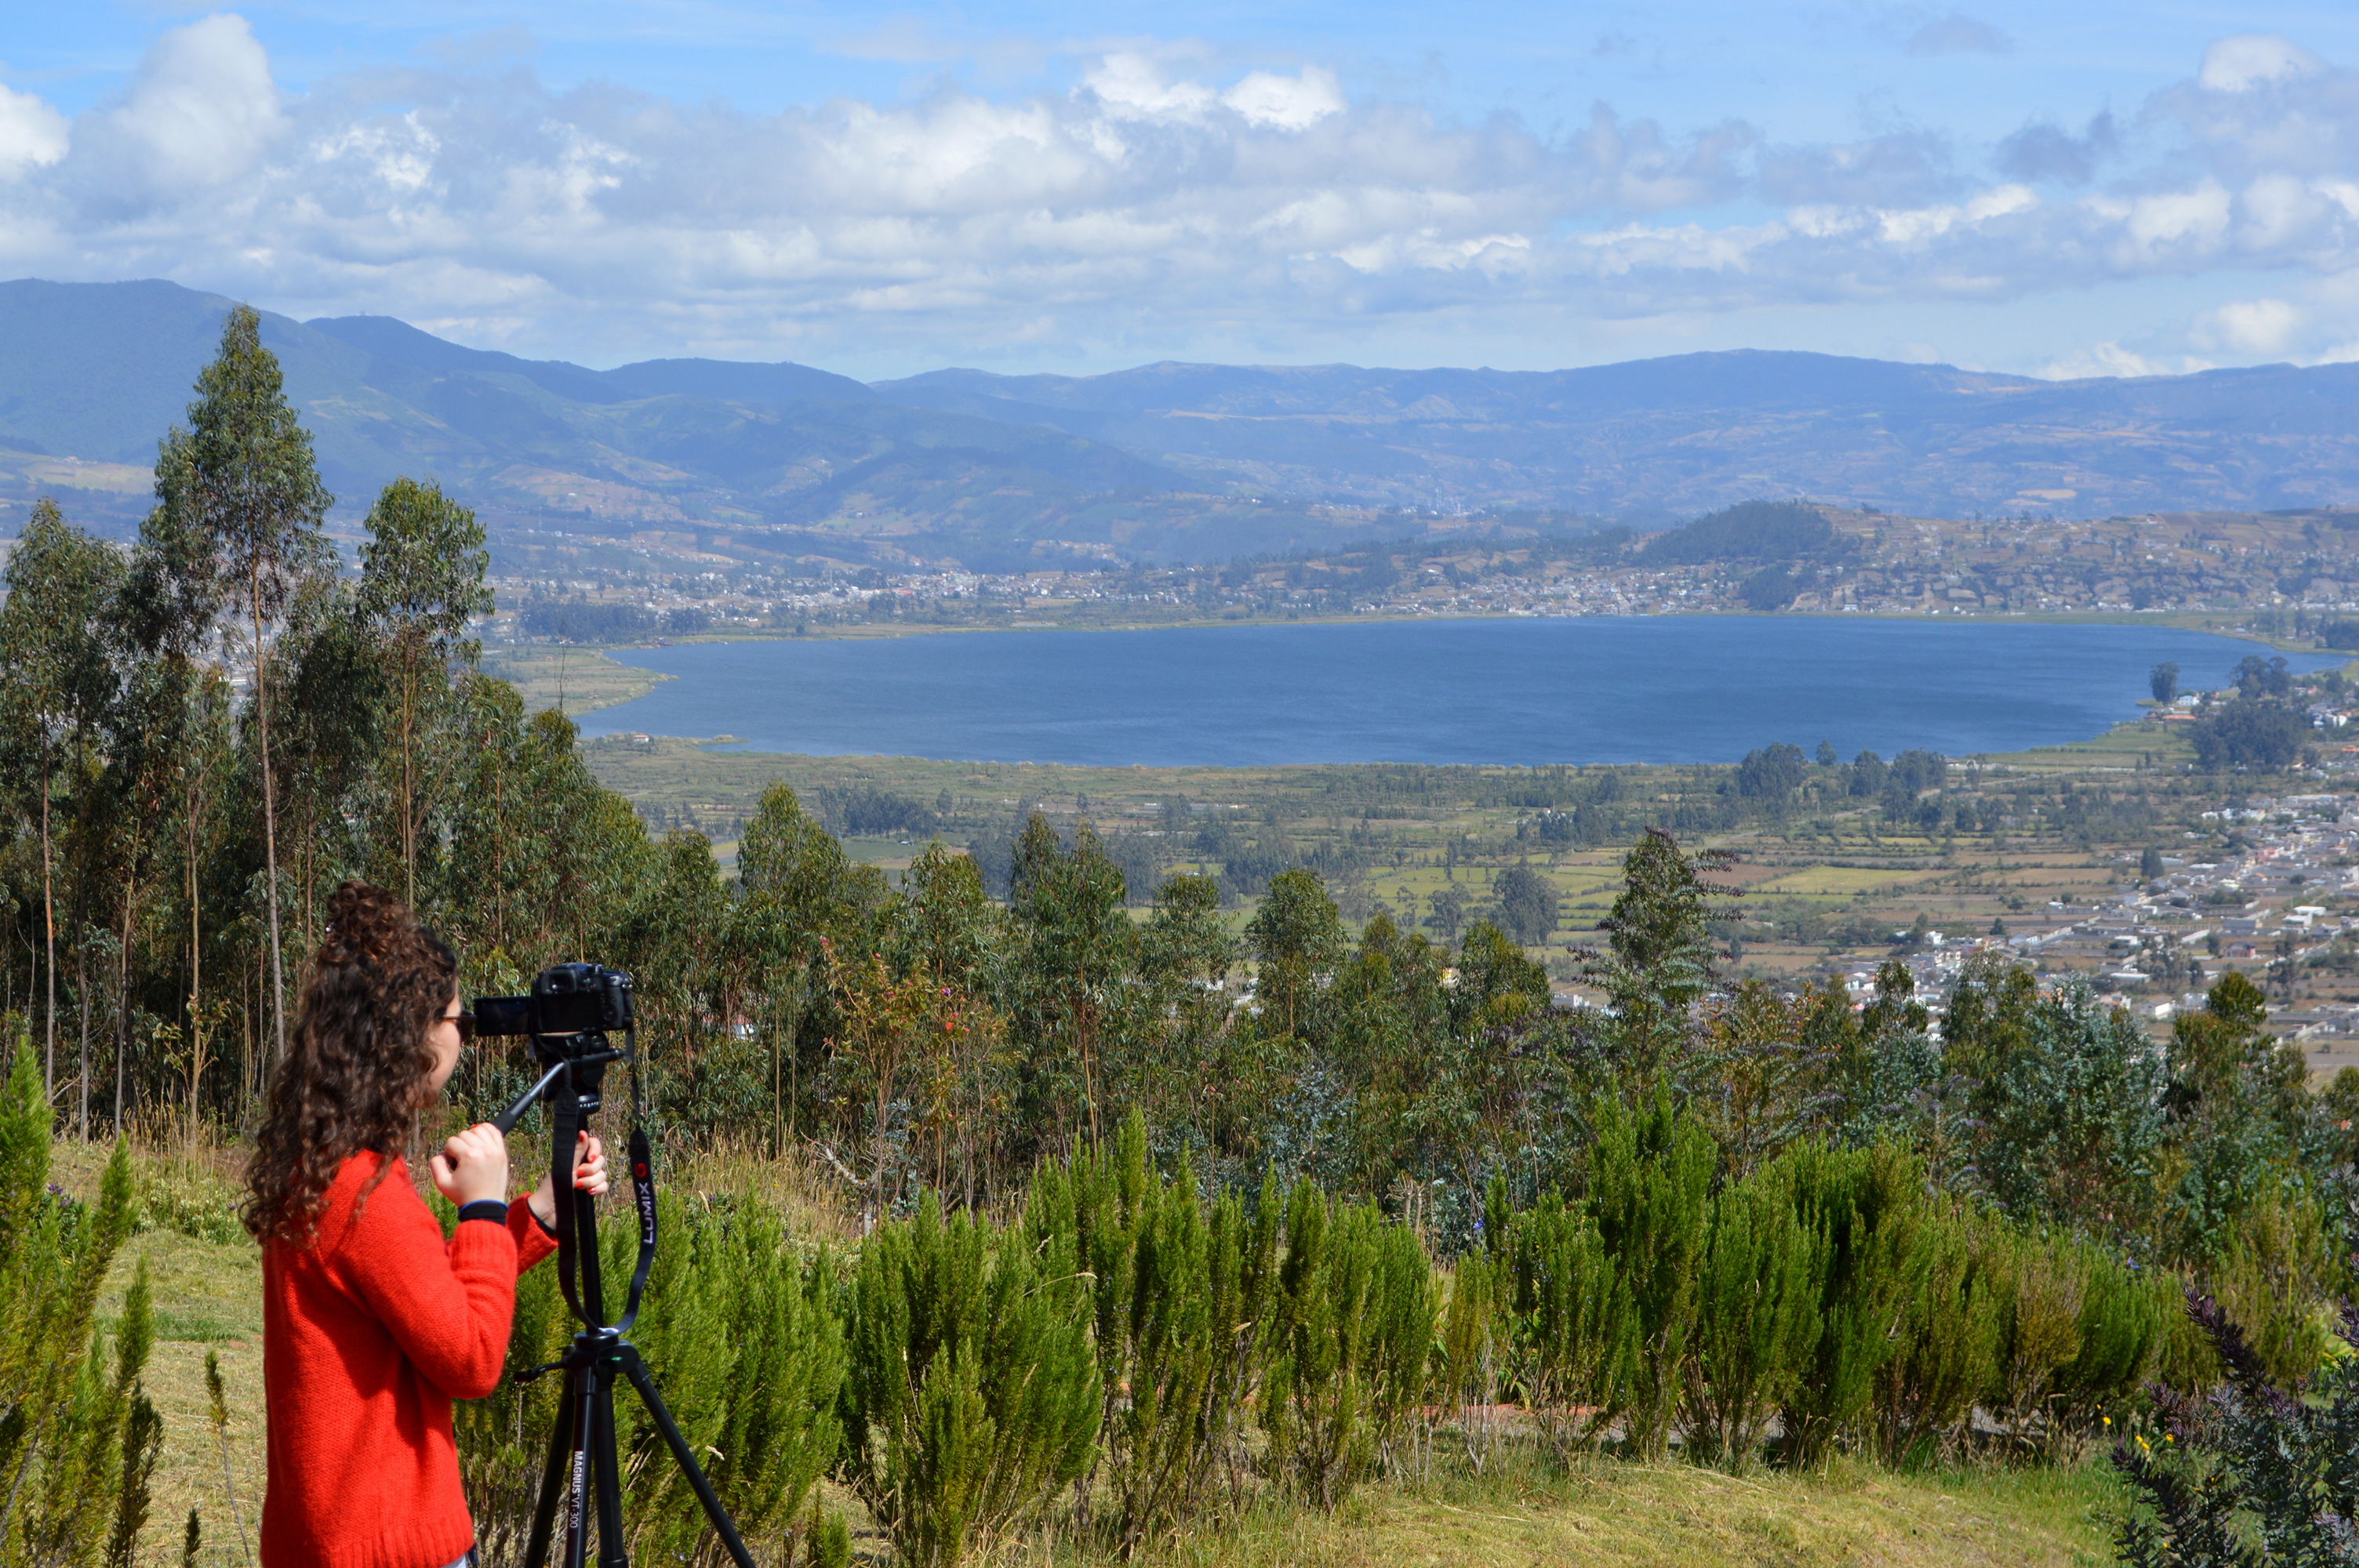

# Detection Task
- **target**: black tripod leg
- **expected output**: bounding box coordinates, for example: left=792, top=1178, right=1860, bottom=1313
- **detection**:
left=615, top=1348, right=760, bottom=1568
left=565, top=1367, right=599, bottom=1568
left=522, top=1369, right=578, bottom=1568
left=593, top=1374, right=630, bottom=1568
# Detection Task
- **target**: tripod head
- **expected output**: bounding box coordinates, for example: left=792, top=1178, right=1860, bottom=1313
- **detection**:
left=476, top=964, right=638, bottom=1135
left=471, top=964, right=654, bottom=1338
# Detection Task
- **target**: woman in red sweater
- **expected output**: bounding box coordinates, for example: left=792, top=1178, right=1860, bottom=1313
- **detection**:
left=244, top=882, right=608, bottom=1568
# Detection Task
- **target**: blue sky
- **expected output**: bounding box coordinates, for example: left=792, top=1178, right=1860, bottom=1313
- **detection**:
left=5, top=2, right=2358, bottom=380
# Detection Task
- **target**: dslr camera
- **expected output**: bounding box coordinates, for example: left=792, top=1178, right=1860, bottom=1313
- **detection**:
left=474, top=962, right=635, bottom=1059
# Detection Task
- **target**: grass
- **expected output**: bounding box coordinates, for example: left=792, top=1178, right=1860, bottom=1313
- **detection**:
left=49, top=1137, right=266, bottom=1568
left=1750, top=866, right=1946, bottom=895
left=478, top=644, right=671, bottom=715
left=1018, top=1456, right=2123, bottom=1568
left=45, top=1134, right=2130, bottom=1566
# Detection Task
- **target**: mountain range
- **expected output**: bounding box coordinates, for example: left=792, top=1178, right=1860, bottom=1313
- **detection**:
left=2, top=277, right=2354, bottom=567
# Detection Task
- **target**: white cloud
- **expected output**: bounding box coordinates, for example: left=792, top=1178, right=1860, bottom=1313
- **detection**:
left=2198, top=34, right=2324, bottom=93
left=67, top=14, right=283, bottom=209
left=1222, top=67, right=1345, bottom=132
left=0, top=85, right=68, bottom=180
left=1081, top=53, right=1216, bottom=121
left=2191, top=297, right=2302, bottom=354
left=2037, top=342, right=2201, bottom=379
left=0, top=15, right=2354, bottom=369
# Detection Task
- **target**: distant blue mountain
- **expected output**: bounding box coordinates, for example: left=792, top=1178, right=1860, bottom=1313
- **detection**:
left=868, top=353, right=2359, bottom=520
left=2, top=277, right=2354, bottom=565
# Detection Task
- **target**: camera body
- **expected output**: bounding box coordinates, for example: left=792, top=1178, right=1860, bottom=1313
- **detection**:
left=474, top=963, right=635, bottom=1058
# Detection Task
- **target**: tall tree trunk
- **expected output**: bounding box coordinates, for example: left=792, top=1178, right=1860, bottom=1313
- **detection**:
left=253, top=572, right=288, bottom=1065
left=186, top=759, right=203, bottom=1111
left=39, top=731, right=54, bottom=1103
left=401, top=646, right=417, bottom=907
left=116, top=879, right=134, bottom=1136
left=77, top=946, right=88, bottom=1140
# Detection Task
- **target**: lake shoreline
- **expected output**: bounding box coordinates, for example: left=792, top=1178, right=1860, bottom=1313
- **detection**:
left=565, top=616, right=2321, bottom=771
left=489, top=607, right=2314, bottom=722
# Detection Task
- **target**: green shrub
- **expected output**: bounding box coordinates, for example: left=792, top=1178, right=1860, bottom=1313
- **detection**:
left=1260, top=1185, right=1432, bottom=1511
left=2049, top=1240, right=2168, bottom=1445
left=0, top=1042, right=158, bottom=1565
left=1870, top=1206, right=2000, bottom=1466
left=1681, top=1160, right=1819, bottom=1472
left=1025, top=1112, right=1278, bottom=1552
left=2209, top=1188, right=2342, bottom=1390
left=1507, top=1195, right=1637, bottom=1458
left=1261, top=1183, right=1371, bottom=1511
left=625, top=1195, right=846, bottom=1560
left=1583, top=1091, right=1713, bottom=1461
left=1435, top=1248, right=1510, bottom=1472
left=844, top=1194, right=1100, bottom=1566
left=456, top=1189, right=847, bottom=1567
left=1982, top=1228, right=2165, bottom=1454
left=1362, top=1214, right=1439, bottom=1478
left=1775, top=1140, right=1925, bottom=1467
left=1985, top=1227, right=2088, bottom=1447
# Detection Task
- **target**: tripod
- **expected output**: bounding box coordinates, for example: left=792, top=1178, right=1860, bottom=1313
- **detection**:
left=504, top=1035, right=758, bottom=1568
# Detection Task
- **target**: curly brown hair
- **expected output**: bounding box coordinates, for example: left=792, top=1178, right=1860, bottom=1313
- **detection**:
left=244, top=881, right=459, bottom=1245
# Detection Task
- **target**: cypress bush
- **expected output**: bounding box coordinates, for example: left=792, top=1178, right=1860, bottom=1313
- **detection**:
left=1025, top=1112, right=1278, bottom=1552
left=844, top=1194, right=1100, bottom=1566
left=1262, top=1182, right=1372, bottom=1511
left=1585, top=1091, right=1714, bottom=1461
left=1507, top=1194, right=1637, bottom=1458
left=2210, top=1188, right=2343, bottom=1391
left=0, top=1041, right=159, bottom=1565
left=1982, top=1228, right=2166, bottom=1452
left=1870, top=1206, right=2001, bottom=1465
left=2048, top=1240, right=2168, bottom=1446
left=1681, top=1159, right=1819, bottom=1472
left=456, top=1189, right=848, bottom=1567
left=1986, top=1226, right=2080, bottom=1442
left=1776, top=1140, right=1924, bottom=1467
left=1363, top=1214, right=1439, bottom=1479
left=1260, top=1185, right=1431, bottom=1511
left=1435, top=1248, right=1510, bottom=1472
left=623, top=1194, right=847, bottom=1561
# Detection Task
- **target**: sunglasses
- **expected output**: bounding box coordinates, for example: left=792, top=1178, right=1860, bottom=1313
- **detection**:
left=452, top=1007, right=478, bottom=1044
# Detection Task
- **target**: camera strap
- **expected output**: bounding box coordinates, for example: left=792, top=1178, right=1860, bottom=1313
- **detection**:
left=551, top=1072, right=588, bottom=1326
left=614, top=1127, right=657, bottom=1331
left=616, top=1035, right=657, bottom=1333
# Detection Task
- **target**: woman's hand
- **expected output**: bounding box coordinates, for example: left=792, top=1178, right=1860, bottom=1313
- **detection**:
left=431, top=1123, right=511, bottom=1208
left=529, top=1132, right=609, bottom=1229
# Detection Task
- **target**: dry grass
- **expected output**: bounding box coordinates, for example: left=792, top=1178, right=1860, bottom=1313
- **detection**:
left=1751, top=866, right=1946, bottom=896
left=670, top=1133, right=867, bottom=1246
left=990, top=1454, right=2117, bottom=1568
left=50, top=1134, right=267, bottom=1568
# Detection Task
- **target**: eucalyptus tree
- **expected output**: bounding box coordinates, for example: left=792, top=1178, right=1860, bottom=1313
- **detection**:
left=269, top=579, right=387, bottom=950
left=357, top=479, right=492, bottom=906
left=1580, top=829, right=1738, bottom=1083
left=1009, top=815, right=1132, bottom=1146
left=156, top=304, right=333, bottom=1063
left=736, top=782, right=889, bottom=1147
left=1244, top=867, right=1345, bottom=1043
left=0, top=499, right=126, bottom=1123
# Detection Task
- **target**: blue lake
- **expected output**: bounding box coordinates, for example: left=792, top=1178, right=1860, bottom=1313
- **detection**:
left=575, top=618, right=2337, bottom=768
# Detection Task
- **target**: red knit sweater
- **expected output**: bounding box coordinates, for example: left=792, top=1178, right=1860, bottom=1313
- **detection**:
left=261, top=1150, right=558, bottom=1568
